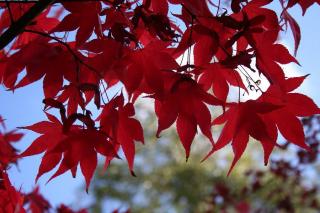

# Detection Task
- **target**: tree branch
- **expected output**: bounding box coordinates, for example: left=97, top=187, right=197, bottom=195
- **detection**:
left=24, top=29, right=103, bottom=77
left=0, top=0, right=55, bottom=50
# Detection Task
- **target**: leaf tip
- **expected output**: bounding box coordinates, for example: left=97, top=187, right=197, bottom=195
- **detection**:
left=201, top=148, right=215, bottom=163
left=155, top=130, right=161, bottom=138
left=130, top=170, right=136, bottom=177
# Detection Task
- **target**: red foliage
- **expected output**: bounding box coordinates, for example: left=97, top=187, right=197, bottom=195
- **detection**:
left=0, top=0, right=319, bottom=199
left=0, top=171, right=25, bottom=213
left=205, top=116, right=320, bottom=212
left=0, top=119, right=85, bottom=212
left=20, top=110, right=117, bottom=191
left=0, top=121, right=23, bottom=169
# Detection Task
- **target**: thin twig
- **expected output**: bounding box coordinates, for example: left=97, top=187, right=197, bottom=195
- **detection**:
left=218, top=43, right=264, bottom=93
left=216, top=0, right=221, bottom=16
left=100, top=80, right=110, bottom=103
left=24, top=29, right=103, bottom=79
left=181, top=2, right=262, bottom=101
left=24, top=29, right=111, bottom=107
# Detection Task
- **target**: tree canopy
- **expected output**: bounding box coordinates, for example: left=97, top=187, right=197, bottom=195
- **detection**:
left=0, top=0, right=319, bottom=212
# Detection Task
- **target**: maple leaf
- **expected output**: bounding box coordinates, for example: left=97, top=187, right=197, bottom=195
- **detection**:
left=98, top=94, right=144, bottom=175
left=229, top=0, right=280, bottom=51
left=52, top=2, right=103, bottom=46
left=0, top=0, right=319, bottom=192
left=133, top=3, right=177, bottom=42
left=120, top=40, right=179, bottom=99
left=204, top=100, right=280, bottom=174
left=261, top=83, right=320, bottom=149
left=281, top=10, right=301, bottom=56
left=152, top=73, right=224, bottom=159
left=204, top=76, right=319, bottom=174
left=20, top=112, right=117, bottom=190
left=13, top=8, right=60, bottom=49
left=100, top=5, right=132, bottom=32
left=284, top=74, right=309, bottom=92
left=254, top=30, right=298, bottom=86
left=288, top=0, right=320, bottom=15
left=57, top=84, right=86, bottom=116
left=80, top=38, right=128, bottom=88
left=198, top=63, right=246, bottom=101
left=2, top=37, right=85, bottom=98
left=173, top=23, right=219, bottom=66
left=223, top=13, right=265, bottom=49
left=57, top=83, right=100, bottom=116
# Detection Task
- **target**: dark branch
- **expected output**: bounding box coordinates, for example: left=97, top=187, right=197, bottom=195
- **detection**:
left=0, top=0, right=55, bottom=50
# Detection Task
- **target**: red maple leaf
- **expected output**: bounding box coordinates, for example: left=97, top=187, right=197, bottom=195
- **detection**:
left=204, top=100, right=280, bottom=174
left=281, top=10, right=301, bottom=56
left=204, top=76, right=319, bottom=173
left=98, top=94, right=144, bottom=175
left=52, top=2, right=103, bottom=46
left=173, top=23, right=219, bottom=67
left=152, top=73, right=223, bottom=159
left=80, top=38, right=128, bottom=88
left=198, top=62, right=246, bottom=101
left=20, top=112, right=117, bottom=190
left=57, top=83, right=100, bottom=116
left=120, top=40, right=179, bottom=99
left=288, top=0, right=320, bottom=15
left=0, top=0, right=319, bottom=187
left=13, top=8, right=60, bottom=49
left=2, top=37, right=85, bottom=98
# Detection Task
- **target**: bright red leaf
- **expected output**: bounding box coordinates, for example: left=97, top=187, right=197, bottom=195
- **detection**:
left=153, top=73, right=223, bottom=159
left=98, top=94, right=144, bottom=175
left=20, top=112, right=117, bottom=190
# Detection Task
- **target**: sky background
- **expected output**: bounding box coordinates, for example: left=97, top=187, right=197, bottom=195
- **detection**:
left=0, top=2, right=320, bottom=212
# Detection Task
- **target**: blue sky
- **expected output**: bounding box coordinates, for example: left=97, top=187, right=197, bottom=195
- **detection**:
left=0, top=2, right=320, bottom=212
